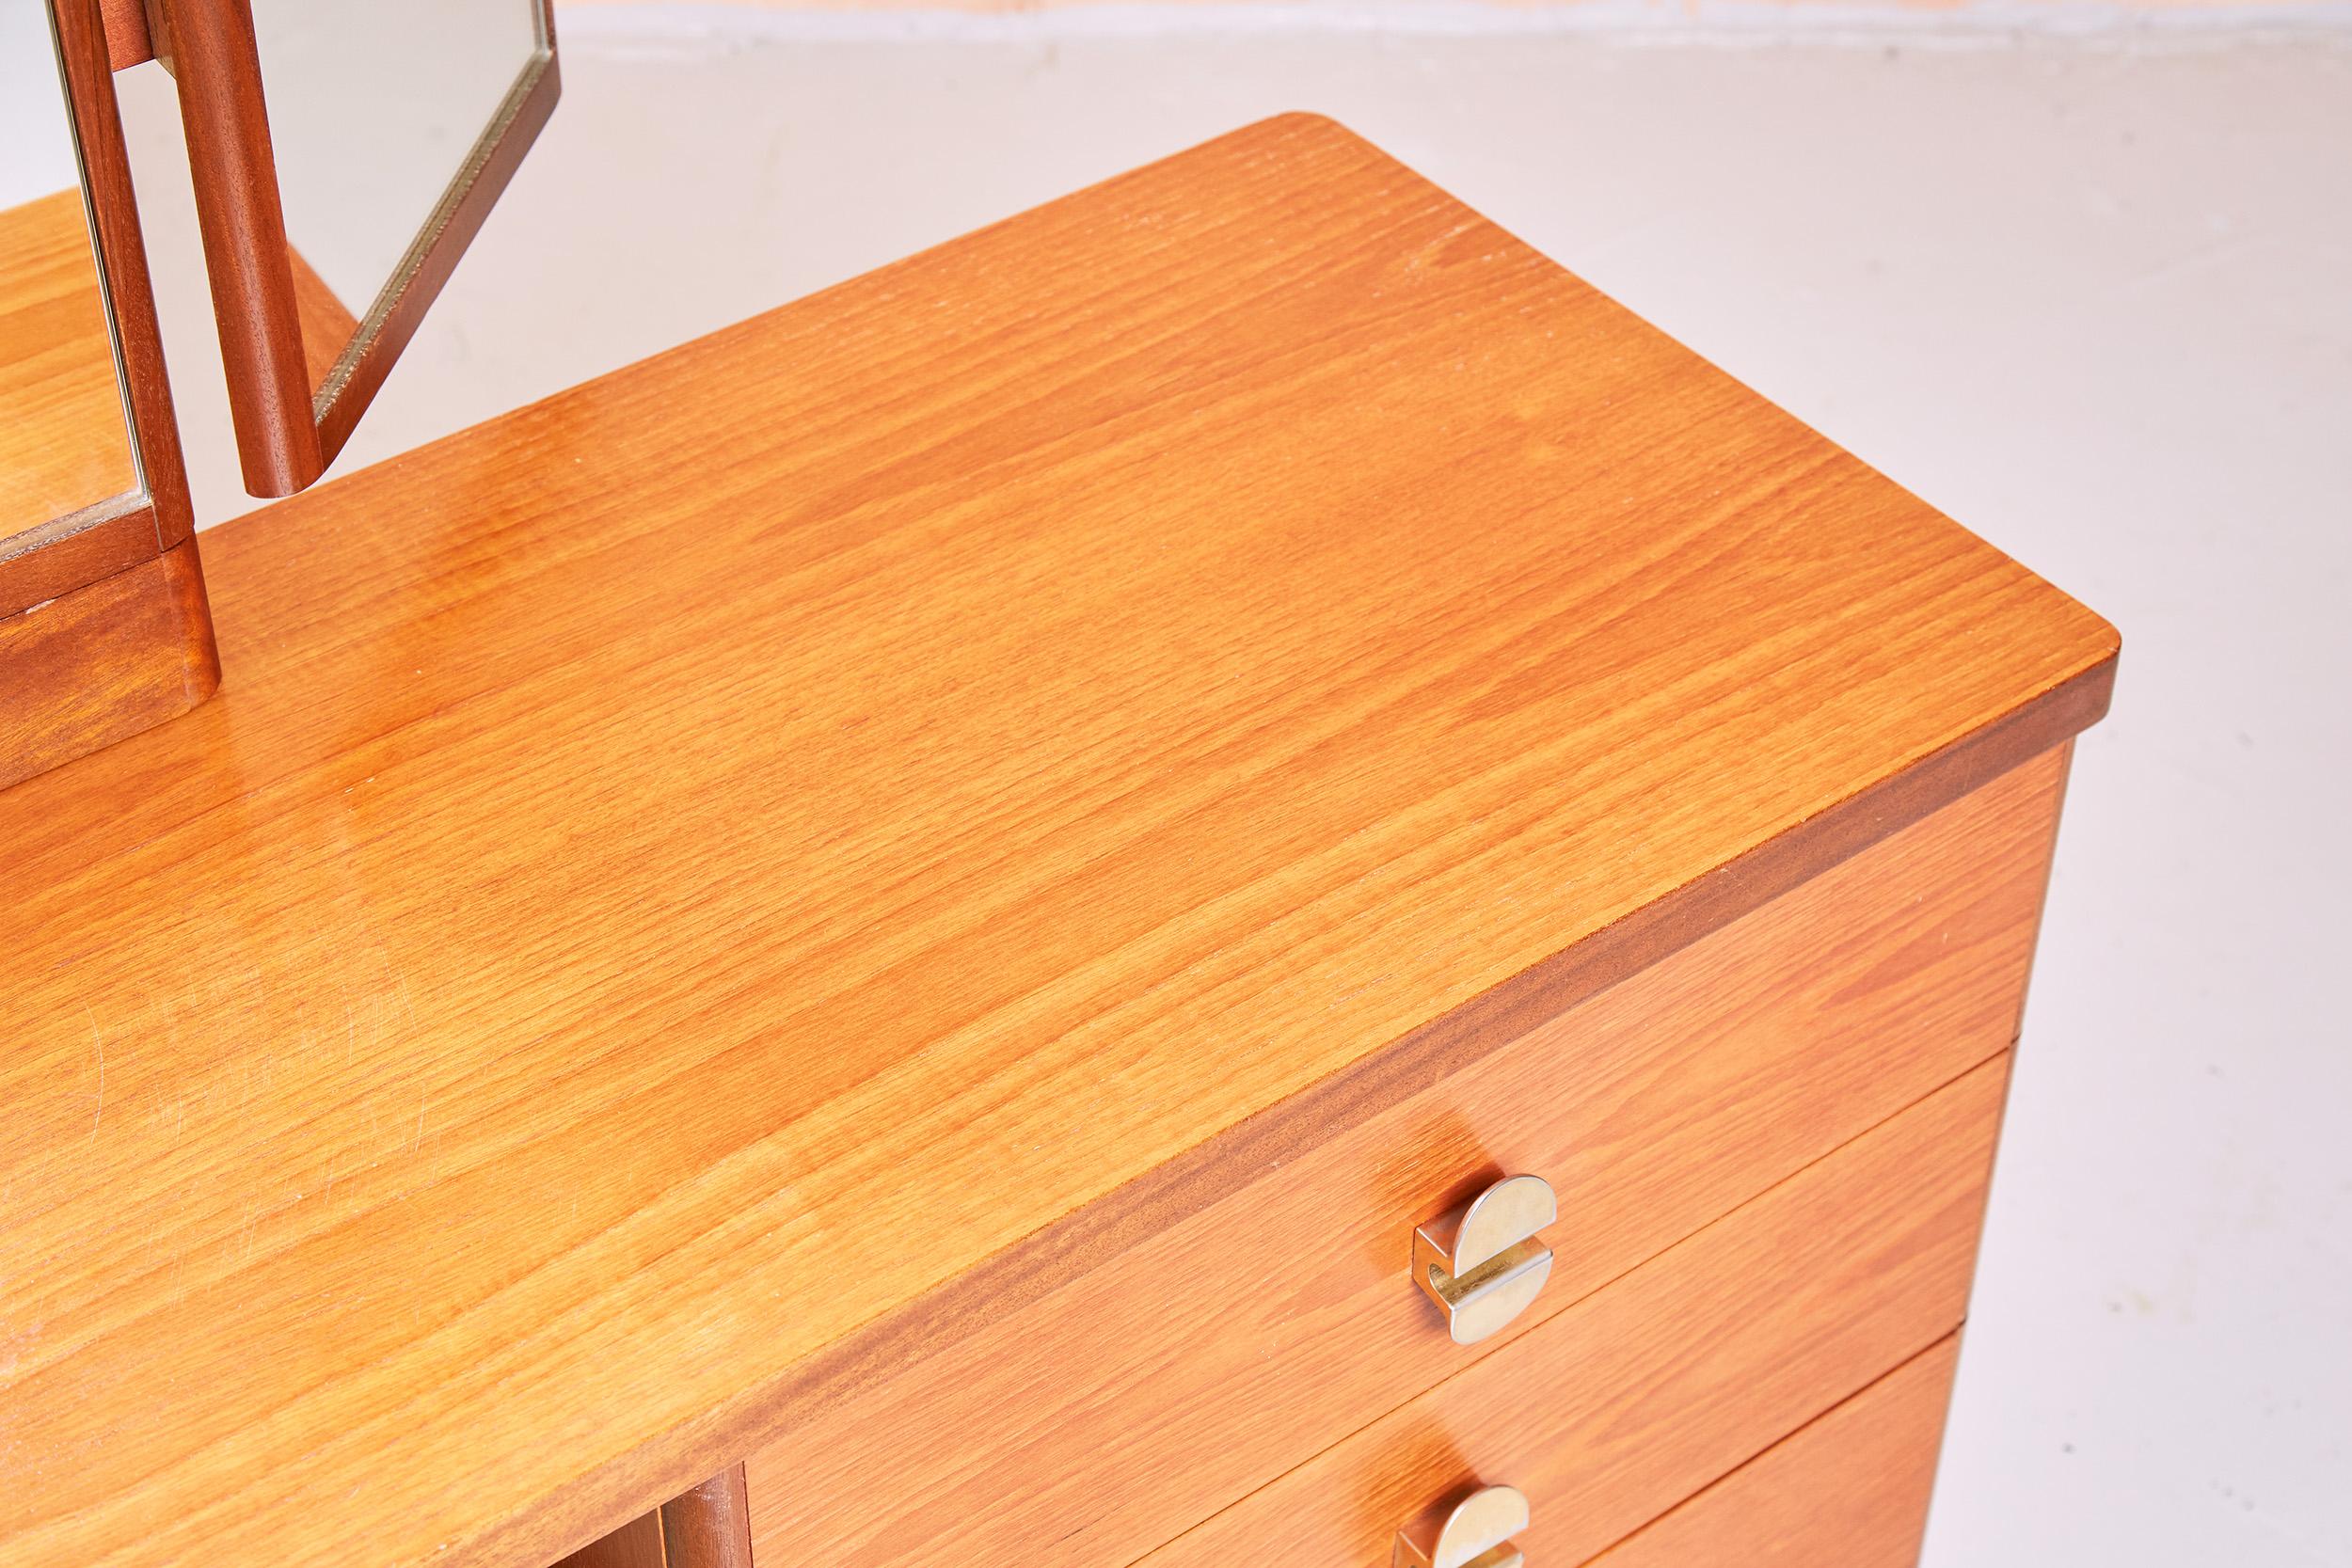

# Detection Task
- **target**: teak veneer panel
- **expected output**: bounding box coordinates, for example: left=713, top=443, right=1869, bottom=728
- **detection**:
left=98, top=0, right=154, bottom=69
left=1135, top=1058, right=2009, bottom=1568
left=554, top=1467, right=753, bottom=1568
left=0, top=188, right=138, bottom=533
left=0, top=542, right=219, bottom=793
left=552, top=1512, right=667, bottom=1568
left=1582, top=1335, right=1964, bottom=1568
left=741, top=747, right=2066, bottom=1568
left=0, top=116, right=2112, bottom=1568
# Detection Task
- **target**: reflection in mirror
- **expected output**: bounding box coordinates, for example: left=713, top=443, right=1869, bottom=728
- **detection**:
left=248, top=0, right=549, bottom=400
left=0, top=0, right=140, bottom=551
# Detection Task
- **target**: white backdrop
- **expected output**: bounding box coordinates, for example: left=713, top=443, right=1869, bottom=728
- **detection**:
left=1, top=0, right=80, bottom=209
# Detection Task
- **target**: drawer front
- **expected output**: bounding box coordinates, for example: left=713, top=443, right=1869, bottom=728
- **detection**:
left=1132, top=1059, right=2006, bottom=1568
left=1586, top=1333, right=1963, bottom=1568
left=742, top=752, right=2064, bottom=1568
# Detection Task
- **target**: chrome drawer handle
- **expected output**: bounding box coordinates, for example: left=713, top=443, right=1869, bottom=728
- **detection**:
left=1393, top=1484, right=1530, bottom=1568
left=1412, top=1173, right=1555, bottom=1344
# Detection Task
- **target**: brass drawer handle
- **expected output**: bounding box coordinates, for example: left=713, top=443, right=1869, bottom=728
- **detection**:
left=1393, top=1484, right=1530, bottom=1568
left=1412, top=1173, right=1555, bottom=1344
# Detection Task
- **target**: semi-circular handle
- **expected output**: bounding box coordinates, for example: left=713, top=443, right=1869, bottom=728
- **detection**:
left=1412, top=1173, right=1555, bottom=1344
left=1393, top=1484, right=1530, bottom=1568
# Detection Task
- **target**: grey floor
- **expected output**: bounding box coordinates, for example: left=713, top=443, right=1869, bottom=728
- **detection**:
left=73, top=17, right=2352, bottom=1567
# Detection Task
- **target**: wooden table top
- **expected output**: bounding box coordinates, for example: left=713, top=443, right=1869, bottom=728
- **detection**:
left=0, top=116, right=2116, bottom=1568
left=0, top=188, right=140, bottom=539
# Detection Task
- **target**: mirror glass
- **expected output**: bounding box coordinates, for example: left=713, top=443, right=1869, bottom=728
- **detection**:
left=0, top=0, right=140, bottom=550
left=247, top=0, right=548, bottom=392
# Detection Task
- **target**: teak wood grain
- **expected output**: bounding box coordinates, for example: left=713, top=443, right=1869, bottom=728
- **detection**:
left=553, top=1466, right=752, bottom=1568
left=740, top=747, right=2066, bottom=1568
left=0, top=116, right=2112, bottom=1568
left=1133, top=1057, right=2010, bottom=1568
left=98, top=0, right=154, bottom=68
left=551, top=1512, right=666, bottom=1568
left=1582, top=1334, right=1964, bottom=1568
left=0, top=500, right=159, bottom=622
left=660, top=1467, right=755, bottom=1568
left=162, top=0, right=325, bottom=494
left=0, top=541, right=218, bottom=793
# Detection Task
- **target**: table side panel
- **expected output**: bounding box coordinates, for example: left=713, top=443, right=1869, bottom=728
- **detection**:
left=1581, top=1334, right=1964, bottom=1568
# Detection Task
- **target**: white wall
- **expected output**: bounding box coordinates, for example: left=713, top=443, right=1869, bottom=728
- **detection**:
left=0, top=0, right=80, bottom=210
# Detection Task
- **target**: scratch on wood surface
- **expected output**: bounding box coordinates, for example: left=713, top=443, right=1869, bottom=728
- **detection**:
left=85, top=1006, right=103, bottom=1143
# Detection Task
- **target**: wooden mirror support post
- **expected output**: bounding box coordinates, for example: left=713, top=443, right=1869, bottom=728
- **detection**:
left=163, top=0, right=560, bottom=497
left=3, top=0, right=560, bottom=792
left=0, top=0, right=217, bottom=795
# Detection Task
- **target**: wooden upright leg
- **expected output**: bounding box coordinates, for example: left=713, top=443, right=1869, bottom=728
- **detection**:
left=551, top=1466, right=754, bottom=1568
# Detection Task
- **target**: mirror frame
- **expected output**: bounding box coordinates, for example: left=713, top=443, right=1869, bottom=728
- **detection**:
left=163, top=0, right=560, bottom=497
left=1, top=0, right=195, bottom=618
left=1, top=0, right=216, bottom=793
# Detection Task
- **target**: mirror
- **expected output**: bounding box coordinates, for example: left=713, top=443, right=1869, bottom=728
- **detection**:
left=1, top=0, right=213, bottom=792
left=167, top=0, right=558, bottom=496
left=0, top=0, right=140, bottom=559
left=253, top=0, right=546, bottom=322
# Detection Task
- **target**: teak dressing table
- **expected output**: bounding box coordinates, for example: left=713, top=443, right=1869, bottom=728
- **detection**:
left=1, top=104, right=2116, bottom=1568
